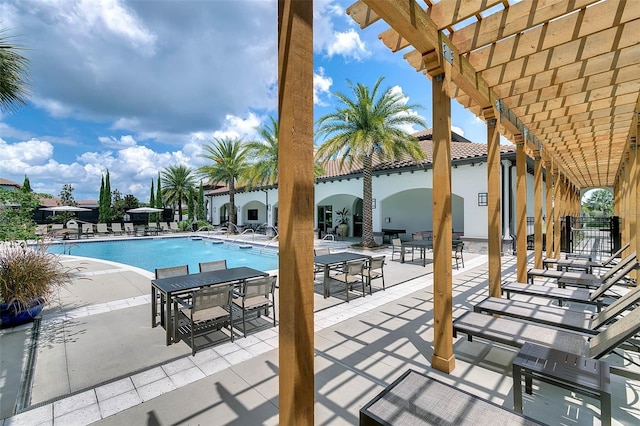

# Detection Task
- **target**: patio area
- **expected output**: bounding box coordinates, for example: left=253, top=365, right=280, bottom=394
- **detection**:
left=1, top=236, right=640, bottom=425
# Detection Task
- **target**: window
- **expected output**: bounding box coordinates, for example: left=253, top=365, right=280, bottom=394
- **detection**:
left=248, top=209, right=258, bottom=220
left=478, top=193, right=488, bottom=206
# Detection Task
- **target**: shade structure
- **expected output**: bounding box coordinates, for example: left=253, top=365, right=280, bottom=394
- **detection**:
left=126, top=207, right=164, bottom=226
left=126, top=207, right=163, bottom=214
left=40, top=206, right=92, bottom=212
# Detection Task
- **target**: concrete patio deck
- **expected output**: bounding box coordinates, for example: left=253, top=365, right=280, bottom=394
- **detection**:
left=1, top=235, right=639, bottom=425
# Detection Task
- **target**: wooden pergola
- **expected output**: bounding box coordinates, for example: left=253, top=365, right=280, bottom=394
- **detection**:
left=277, top=1, right=639, bottom=424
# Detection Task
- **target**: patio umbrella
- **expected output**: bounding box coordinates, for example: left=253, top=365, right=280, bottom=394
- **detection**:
left=40, top=206, right=92, bottom=212
left=126, top=207, right=164, bottom=226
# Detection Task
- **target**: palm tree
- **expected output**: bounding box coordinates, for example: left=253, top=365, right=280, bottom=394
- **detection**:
left=315, top=77, right=427, bottom=247
left=161, top=165, right=196, bottom=222
left=245, top=116, right=279, bottom=187
left=0, top=28, right=30, bottom=112
left=198, top=137, right=249, bottom=229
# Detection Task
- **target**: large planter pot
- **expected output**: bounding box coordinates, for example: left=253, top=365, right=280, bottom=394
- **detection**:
left=0, top=298, right=45, bottom=328
left=337, top=223, right=349, bottom=238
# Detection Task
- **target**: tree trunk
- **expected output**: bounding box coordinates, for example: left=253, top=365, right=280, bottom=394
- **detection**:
left=362, top=154, right=376, bottom=247
left=229, top=181, right=236, bottom=230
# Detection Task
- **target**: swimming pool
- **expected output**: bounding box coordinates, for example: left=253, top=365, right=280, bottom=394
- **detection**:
left=48, top=237, right=278, bottom=273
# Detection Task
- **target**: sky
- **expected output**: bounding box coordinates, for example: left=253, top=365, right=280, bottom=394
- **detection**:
left=0, top=0, right=491, bottom=202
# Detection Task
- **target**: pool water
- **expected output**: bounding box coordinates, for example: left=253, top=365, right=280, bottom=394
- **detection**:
left=48, top=237, right=278, bottom=273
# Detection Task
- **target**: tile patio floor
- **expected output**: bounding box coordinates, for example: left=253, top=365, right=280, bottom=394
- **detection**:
left=1, top=234, right=639, bottom=425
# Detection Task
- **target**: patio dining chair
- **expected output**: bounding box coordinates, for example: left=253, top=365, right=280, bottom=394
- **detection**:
left=173, top=284, right=234, bottom=355
left=232, top=275, right=277, bottom=338
left=391, top=238, right=413, bottom=262
left=155, top=265, right=190, bottom=327
left=333, top=260, right=366, bottom=302
left=366, top=256, right=386, bottom=294
left=453, top=242, right=464, bottom=270
left=199, top=260, right=227, bottom=272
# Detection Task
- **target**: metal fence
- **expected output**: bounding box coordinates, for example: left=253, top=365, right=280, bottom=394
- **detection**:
left=523, top=216, right=621, bottom=258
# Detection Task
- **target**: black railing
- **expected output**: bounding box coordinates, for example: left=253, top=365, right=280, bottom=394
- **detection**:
left=521, top=216, right=620, bottom=258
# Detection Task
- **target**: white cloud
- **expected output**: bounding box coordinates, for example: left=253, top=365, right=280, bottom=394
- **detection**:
left=98, top=135, right=138, bottom=149
left=314, top=68, right=334, bottom=106
left=314, top=1, right=368, bottom=61
left=327, top=29, right=369, bottom=60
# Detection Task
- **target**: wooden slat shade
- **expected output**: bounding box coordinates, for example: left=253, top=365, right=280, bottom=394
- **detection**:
left=348, top=0, right=640, bottom=189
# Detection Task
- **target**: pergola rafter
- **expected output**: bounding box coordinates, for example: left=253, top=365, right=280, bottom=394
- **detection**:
left=349, top=0, right=639, bottom=188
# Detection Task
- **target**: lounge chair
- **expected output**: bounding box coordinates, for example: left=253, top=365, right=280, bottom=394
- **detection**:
left=474, top=284, right=640, bottom=334
left=453, top=303, right=640, bottom=360
left=170, top=222, right=180, bottom=232
left=527, top=252, right=636, bottom=288
left=81, top=223, right=94, bottom=238
left=543, top=243, right=631, bottom=273
left=110, top=223, right=124, bottom=235
left=160, top=222, right=171, bottom=233
left=34, top=224, right=48, bottom=237
left=124, top=223, right=135, bottom=235
left=502, top=257, right=639, bottom=312
left=96, top=223, right=110, bottom=236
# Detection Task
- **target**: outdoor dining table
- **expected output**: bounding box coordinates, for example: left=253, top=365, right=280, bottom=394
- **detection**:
left=314, top=252, right=370, bottom=298
left=402, top=240, right=433, bottom=267
left=151, top=266, right=268, bottom=345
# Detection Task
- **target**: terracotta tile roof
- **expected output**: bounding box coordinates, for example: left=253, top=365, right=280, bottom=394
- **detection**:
left=0, top=178, right=21, bottom=188
left=206, top=129, right=515, bottom=194
left=319, top=130, right=515, bottom=179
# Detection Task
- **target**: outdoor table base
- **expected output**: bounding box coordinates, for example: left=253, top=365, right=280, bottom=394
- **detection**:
left=512, top=342, right=611, bottom=426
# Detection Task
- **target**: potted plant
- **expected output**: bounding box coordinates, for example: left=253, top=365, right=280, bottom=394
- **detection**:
left=335, top=207, right=349, bottom=237
left=0, top=241, right=75, bottom=328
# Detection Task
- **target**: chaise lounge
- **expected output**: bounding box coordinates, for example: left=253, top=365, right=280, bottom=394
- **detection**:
left=452, top=303, right=640, bottom=361
left=502, top=257, right=638, bottom=312
left=527, top=252, right=636, bottom=288
left=474, top=284, right=640, bottom=334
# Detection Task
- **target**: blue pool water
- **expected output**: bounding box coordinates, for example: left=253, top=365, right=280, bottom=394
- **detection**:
left=48, top=237, right=278, bottom=273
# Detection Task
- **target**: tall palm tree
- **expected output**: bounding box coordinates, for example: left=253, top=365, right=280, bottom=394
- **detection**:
left=161, top=165, right=196, bottom=222
left=245, top=116, right=279, bottom=187
left=315, top=77, right=427, bottom=247
left=198, top=137, right=249, bottom=228
left=0, top=28, right=30, bottom=112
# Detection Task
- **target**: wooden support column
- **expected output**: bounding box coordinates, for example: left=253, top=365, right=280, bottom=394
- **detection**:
left=622, top=157, right=630, bottom=252
left=630, top=142, right=638, bottom=280
left=277, top=1, right=314, bottom=424
left=484, top=107, right=501, bottom=297
left=515, top=135, right=527, bottom=283
left=636, top=110, right=640, bottom=271
left=553, top=168, right=562, bottom=259
left=545, top=161, right=553, bottom=258
left=430, top=68, right=455, bottom=374
left=533, top=152, right=543, bottom=269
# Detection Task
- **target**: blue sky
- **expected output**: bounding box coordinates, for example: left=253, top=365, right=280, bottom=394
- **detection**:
left=0, top=0, right=489, bottom=201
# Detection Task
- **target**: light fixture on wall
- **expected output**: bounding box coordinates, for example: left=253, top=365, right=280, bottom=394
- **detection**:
left=212, top=207, right=216, bottom=213
left=372, top=198, right=376, bottom=209
left=478, top=193, right=488, bottom=206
